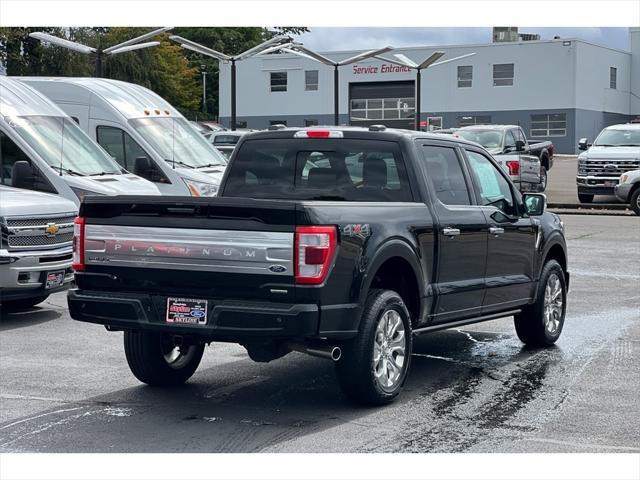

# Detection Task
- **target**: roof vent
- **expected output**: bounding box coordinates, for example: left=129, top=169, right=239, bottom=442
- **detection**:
left=368, top=125, right=387, bottom=132
left=268, top=124, right=287, bottom=130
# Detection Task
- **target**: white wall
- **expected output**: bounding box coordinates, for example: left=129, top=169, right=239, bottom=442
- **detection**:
left=574, top=42, right=632, bottom=114
left=630, top=27, right=640, bottom=116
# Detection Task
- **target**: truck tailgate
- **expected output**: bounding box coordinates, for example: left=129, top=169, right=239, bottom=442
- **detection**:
left=77, top=196, right=297, bottom=302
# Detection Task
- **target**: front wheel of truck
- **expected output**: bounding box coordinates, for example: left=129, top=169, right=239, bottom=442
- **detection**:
left=335, top=289, right=413, bottom=405
left=124, top=331, right=204, bottom=386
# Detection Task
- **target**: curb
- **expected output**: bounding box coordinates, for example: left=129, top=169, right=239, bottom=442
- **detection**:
left=549, top=208, right=634, bottom=216
left=548, top=202, right=629, bottom=211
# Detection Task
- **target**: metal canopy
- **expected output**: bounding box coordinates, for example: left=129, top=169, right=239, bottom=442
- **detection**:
left=28, top=32, right=97, bottom=55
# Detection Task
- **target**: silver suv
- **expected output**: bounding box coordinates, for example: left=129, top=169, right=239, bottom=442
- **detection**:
left=1, top=186, right=77, bottom=309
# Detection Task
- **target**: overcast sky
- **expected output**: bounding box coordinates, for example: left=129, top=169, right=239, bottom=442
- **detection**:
left=295, top=27, right=631, bottom=52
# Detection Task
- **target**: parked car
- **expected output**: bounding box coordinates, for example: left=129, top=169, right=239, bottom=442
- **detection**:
left=68, top=126, right=569, bottom=405
left=456, top=124, right=554, bottom=187
left=205, top=129, right=256, bottom=160
left=614, top=169, right=640, bottom=215
left=18, top=77, right=227, bottom=197
left=1, top=185, right=76, bottom=310
left=577, top=124, right=640, bottom=203
left=433, top=128, right=459, bottom=135
left=0, top=77, right=159, bottom=206
left=455, top=125, right=545, bottom=192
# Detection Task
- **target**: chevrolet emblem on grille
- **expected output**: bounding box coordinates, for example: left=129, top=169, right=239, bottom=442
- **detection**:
left=45, top=223, right=60, bottom=237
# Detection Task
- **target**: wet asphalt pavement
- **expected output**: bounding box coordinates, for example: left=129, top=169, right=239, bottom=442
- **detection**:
left=1, top=214, right=638, bottom=453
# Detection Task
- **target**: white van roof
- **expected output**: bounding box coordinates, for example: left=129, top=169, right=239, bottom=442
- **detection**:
left=17, top=77, right=181, bottom=120
left=0, top=76, right=68, bottom=117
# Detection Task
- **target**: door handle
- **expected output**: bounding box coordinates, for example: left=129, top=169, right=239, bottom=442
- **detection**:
left=442, top=227, right=461, bottom=238
left=489, top=226, right=505, bottom=236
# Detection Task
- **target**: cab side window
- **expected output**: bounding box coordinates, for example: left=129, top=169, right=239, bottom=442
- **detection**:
left=421, top=145, right=471, bottom=206
left=504, top=130, right=517, bottom=150
left=465, top=149, right=516, bottom=216
left=0, top=131, right=55, bottom=193
left=96, top=126, right=147, bottom=171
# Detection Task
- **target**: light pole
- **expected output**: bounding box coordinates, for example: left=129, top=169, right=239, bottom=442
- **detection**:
left=262, top=44, right=394, bottom=126
left=201, top=65, right=207, bottom=114
left=376, top=52, right=477, bottom=130
left=170, top=35, right=292, bottom=130
left=29, top=27, right=172, bottom=77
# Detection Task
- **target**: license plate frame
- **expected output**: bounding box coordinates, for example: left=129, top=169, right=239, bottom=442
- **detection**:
left=166, top=297, right=208, bottom=326
left=45, top=270, right=65, bottom=290
left=604, top=180, right=617, bottom=188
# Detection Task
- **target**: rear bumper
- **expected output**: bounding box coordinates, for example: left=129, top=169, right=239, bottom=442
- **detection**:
left=68, top=288, right=321, bottom=340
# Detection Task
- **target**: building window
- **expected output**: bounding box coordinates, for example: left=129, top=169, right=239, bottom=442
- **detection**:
left=305, top=119, right=318, bottom=127
left=270, top=72, right=287, bottom=92
left=457, top=65, right=473, bottom=88
left=305, top=70, right=318, bottom=91
left=530, top=113, right=567, bottom=137
left=269, top=120, right=287, bottom=127
left=493, top=63, right=514, bottom=86
left=350, top=97, right=415, bottom=121
left=610, top=67, right=617, bottom=89
left=457, top=115, right=491, bottom=127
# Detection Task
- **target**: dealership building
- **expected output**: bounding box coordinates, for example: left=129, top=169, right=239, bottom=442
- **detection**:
left=218, top=27, right=640, bottom=153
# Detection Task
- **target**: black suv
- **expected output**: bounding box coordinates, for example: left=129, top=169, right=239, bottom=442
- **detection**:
left=68, top=126, right=569, bottom=405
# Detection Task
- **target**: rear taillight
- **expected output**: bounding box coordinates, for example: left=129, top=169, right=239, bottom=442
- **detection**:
left=506, top=160, right=520, bottom=176
left=295, top=226, right=337, bottom=285
left=72, top=217, right=85, bottom=272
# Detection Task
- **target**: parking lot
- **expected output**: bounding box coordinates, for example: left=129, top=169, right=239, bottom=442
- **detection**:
left=1, top=214, right=638, bottom=453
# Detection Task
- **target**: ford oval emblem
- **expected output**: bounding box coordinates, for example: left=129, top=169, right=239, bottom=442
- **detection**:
left=269, top=265, right=287, bottom=273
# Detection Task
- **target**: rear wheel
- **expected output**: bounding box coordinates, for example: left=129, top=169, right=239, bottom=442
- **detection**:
left=538, top=166, right=548, bottom=192
left=630, top=188, right=640, bottom=216
left=335, top=289, right=412, bottom=405
left=514, top=260, right=567, bottom=347
left=124, top=330, right=204, bottom=386
left=2, top=295, right=49, bottom=311
left=578, top=193, right=594, bottom=203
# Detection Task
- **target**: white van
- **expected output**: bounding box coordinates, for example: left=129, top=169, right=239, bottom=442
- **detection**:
left=0, top=77, right=159, bottom=206
left=18, top=77, right=227, bottom=196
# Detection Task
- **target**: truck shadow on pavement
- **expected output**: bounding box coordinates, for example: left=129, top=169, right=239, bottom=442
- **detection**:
left=0, top=328, right=563, bottom=453
left=0, top=307, right=61, bottom=332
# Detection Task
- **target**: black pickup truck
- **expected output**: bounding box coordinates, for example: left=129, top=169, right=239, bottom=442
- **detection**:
left=68, top=126, right=569, bottom=405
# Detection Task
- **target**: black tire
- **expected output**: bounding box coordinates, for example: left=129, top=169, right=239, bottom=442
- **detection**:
left=335, top=289, right=413, bottom=405
left=2, top=295, right=49, bottom=311
left=514, top=260, right=567, bottom=347
left=124, top=330, right=204, bottom=386
left=578, top=193, right=594, bottom=204
left=538, top=166, right=548, bottom=192
left=630, top=188, right=640, bottom=216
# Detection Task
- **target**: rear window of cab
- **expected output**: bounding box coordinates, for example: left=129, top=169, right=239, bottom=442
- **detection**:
left=222, top=138, right=413, bottom=202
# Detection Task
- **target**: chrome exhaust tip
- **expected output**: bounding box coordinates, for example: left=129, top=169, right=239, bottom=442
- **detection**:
left=287, top=343, right=342, bottom=362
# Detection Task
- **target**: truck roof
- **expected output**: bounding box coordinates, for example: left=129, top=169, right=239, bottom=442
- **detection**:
left=238, top=125, right=482, bottom=149
left=16, top=77, right=182, bottom=120
left=457, top=124, right=519, bottom=131
left=0, top=76, right=69, bottom=118
left=604, top=123, right=640, bottom=130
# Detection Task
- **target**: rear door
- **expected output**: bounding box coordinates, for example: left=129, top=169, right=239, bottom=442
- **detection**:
left=462, top=147, right=537, bottom=312
left=416, top=141, right=488, bottom=323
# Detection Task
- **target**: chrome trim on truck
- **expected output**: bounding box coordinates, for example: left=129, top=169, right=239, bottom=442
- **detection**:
left=84, top=225, right=294, bottom=275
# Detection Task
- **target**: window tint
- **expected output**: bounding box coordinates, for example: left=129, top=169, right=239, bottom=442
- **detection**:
left=224, top=139, right=412, bottom=202
left=420, top=145, right=471, bottom=206
left=504, top=130, right=516, bottom=149
left=97, top=126, right=147, bottom=171
left=270, top=72, right=287, bottom=92
left=465, top=150, right=516, bottom=215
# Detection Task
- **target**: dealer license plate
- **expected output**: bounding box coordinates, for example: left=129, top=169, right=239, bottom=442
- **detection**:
left=166, top=297, right=208, bottom=325
left=45, top=270, right=65, bottom=290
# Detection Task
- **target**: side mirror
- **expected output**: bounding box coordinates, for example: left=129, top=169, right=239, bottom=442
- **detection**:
left=578, top=138, right=590, bottom=151
left=523, top=193, right=546, bottom=216
left=515, top=140, right=526, bottom=152
left=11, top=161, right=36, bottom=190
left=134, top=156, right=152, bottom=177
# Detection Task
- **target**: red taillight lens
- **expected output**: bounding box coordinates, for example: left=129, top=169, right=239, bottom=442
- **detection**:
left=295, top=226, right=337, bottom=285
left=506, top=160, right=520, bottom=176
left=72, top=217, right=85, bottom=272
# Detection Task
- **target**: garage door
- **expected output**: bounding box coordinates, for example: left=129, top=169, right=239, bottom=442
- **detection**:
left=349, top=81, right=415, bottom=130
